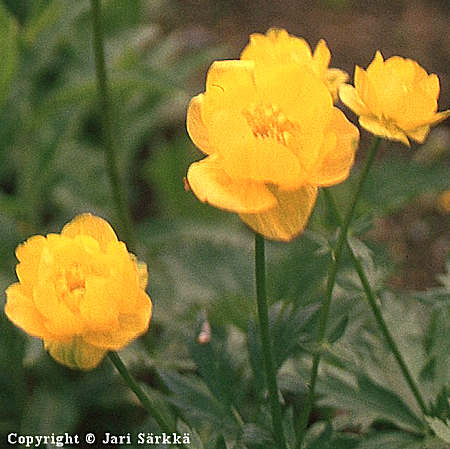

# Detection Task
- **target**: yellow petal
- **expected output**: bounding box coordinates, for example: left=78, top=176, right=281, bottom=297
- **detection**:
left=15, top=235, right=46, bottom=294
left=366, top=50, right=384, bottom=76
left=80, top=277, right=120, bottom=331
left=355, top=65, right=381, bottom=117
left=393, top=89, right=437, bottom=130
left=15, top=235, right=46, bottom=263
left=209, top=110, right=304, bottom=189
left=203, top=60, right=256, bottom=125
left=312, top=108, right=359, bottom=186
left=312, top=39, right=331, bottom=77
left=403, top=109, right=449, bottom=132
left=187, top=155, right=277, bottom=213
left=5, top=283, right=52, bottom=339
left=406, top=125, right=430, bottom=144
left=359, top=116, right=410, bottom=146
left=32, top=283, right=83, bottom=337
left=186, top=94, right=212, bottom=154
left=384, top=56, right=416, bottom=84
left=255, top=63, right=332, bottom=128
left=339, top=83, right=369, bottom=116
left=420, top=73, right=440, bottom=99
left=83, top=291, right=152, bottom=350
left=239, top=184, right=318, bottom=241
left=241, top=28, right=312, bottom=67
left=32, top=282, right=60, bottom=321
left=62, top=214, right=118, bottom=251
left=45, top=337, right=107, bottom=370
left=424, top=110, right=450, bottom=127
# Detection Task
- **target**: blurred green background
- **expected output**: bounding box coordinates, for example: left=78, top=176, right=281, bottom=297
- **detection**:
left=0, top=1, right=449, bottom=448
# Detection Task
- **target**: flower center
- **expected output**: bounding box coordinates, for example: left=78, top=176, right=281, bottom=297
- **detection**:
left=242, top=103, right=299, bottom=145
left=55, top=264, right=87, bottom=312
left=65, top=264, right=86, bottom=292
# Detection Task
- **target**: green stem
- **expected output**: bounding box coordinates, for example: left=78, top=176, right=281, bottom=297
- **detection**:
left=90, top=0, right=134, bottom=249
left=323, top=188, right=429, bottom=417
left=108, top=352, right=181, bottom=439
left=255, top=234, right=287, bottom=449
left=295, top=137, right=381, bottom=448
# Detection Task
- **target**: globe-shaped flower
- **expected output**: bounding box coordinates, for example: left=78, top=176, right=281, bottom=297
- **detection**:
left=241, top=28, right=348, bottom=101
left=339, top=51, right=450, bottom=146
left=186, top=58, right=359, bottom=241
left=4, top=214, right=152, bottom=370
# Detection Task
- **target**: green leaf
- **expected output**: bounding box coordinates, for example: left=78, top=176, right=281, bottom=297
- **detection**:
left=0, top=2, right=18, bottom=109
left=267, top=232, right=330, bottom=304
left=247, top=302, right=319, bottom=394
left=362, top=155, right=450, bottom=215
left=22, top=0, right=63, bottom=45
left=177, top=420, right=205, bottom=449
left=241, top=423, right=273, bottom=446
left=20, top=387, right=79, bottom=436
left=190, top=333, right=243, bottom=407
left=304, top=422, right=333, bottom=449
left=215, top=435, right=228, bottom=449
left=328, top=314, right=349, bottom=344
left=357, top=375, right=424, bottom=431
left=0, top=315, right=26, bottom=431
left=318, top=372, right=424, bottom=433
left=426, top=417, right=450, bottom=444
left=357, top=432, right=423, bottom=449
left=159, top=370, right=234, bottom=431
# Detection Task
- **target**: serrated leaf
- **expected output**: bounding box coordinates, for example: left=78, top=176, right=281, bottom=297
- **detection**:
left=190, top=335, right=241, bottom=407
left=357, top=431, right=423, bottom=449
left=159, top=370, right=234, bottom=431
left=247, top=302, right=319, bottom=395
left=426, top=417, right=450, bottom=444
left=328, top=314, right=349, bottom=344
left=268, top=233, right=330, bottom=304
left=318, top=373, right=423, bottom=433
left=357, top=375, right=424, bottom=431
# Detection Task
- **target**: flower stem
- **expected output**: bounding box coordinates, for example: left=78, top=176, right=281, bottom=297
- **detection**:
left=323, top=188, right=429, bottom=417
left=295, top=137, right=381, bottom=448
left=255, top=233, right=287, bottom=449
left=90, top=0, right=134, bottom=249
left=108, top=352, right=180, bottom=439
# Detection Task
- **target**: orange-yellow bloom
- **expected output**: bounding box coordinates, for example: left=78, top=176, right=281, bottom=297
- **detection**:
left=340, top=51, right=450, bottom=146
left=4, top=214, right=152, bottom=370
left=438, top=190, right=450, bottom=213
left=241, top=28, right=348, bottom=101
left=186, top=54, right=359, bottom=241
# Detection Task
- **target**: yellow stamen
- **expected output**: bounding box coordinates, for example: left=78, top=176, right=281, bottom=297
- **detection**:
left=242, top=104, right=299, bottom=145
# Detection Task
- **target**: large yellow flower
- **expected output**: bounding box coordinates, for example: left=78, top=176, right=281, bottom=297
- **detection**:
left=4, top=214, right=152, bottom=370
left=339, top=51, right=450, bottom=146
left=186, top=58, right=359, bottom=241
left=241, top=28, right=348, bottom=101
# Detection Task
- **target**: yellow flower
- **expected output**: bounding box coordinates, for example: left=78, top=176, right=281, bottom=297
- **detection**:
left=4, top=214, right=152, bottom=370
left=339, top=51, right=450, bottom=146
left=186, top=58, right=359, bottom=241
left=438, top=190, right=450, bottom=213
left=240, top=28, right=348, bottom=101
